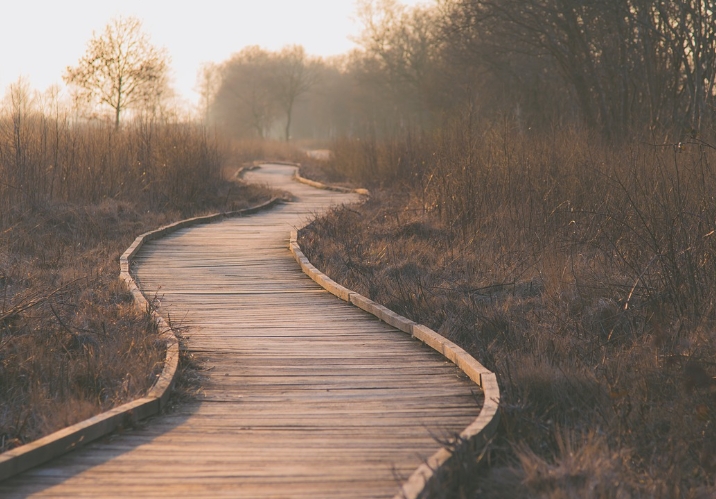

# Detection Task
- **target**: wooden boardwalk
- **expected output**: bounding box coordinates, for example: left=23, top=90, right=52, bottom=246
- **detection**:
left=1, top=164, right=482, bottom=498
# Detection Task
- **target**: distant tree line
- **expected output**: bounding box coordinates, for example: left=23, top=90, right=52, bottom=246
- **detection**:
left=207, top=0, right=716, bottom=140
left=206, top=46, right=317, bottom=141
left=444, top=0, right=716, bottom=136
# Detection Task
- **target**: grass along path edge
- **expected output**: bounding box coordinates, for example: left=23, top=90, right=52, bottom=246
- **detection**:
left=289, top=229, right=500, bottom=499
left=266, top=156, right=371, bottom=196
left=0, top=197, right=281, bottom=482
left=293, top=168, right=371, bottom=196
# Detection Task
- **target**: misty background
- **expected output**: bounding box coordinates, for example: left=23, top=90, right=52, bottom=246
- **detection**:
left=2, top=0, right=713, bottom=141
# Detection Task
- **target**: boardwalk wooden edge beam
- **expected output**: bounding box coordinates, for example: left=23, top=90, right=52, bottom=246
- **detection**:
left=293, top=169, right=371, bottom=196
left=289, top=230, right=501, bottom=499
left=233, top=164, right=261, bottom=180
left=0, top=197, right=281, bottom=483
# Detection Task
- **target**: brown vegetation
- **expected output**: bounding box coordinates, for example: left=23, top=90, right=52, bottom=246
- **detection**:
left=201, top=0, right=716, bottom=495
left=0, top=97, right=277, bottom=452
left=299, top=124, right=716, bottom=498
left=294, top=3, right=716, bottom=494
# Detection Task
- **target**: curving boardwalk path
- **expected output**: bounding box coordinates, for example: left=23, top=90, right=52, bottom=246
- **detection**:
left=1, top=164, right=481, bottom=498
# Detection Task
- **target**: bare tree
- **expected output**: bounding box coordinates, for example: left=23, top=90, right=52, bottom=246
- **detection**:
left=212, top=45, right=316, bottom=140
left=64, top=16, right=169, bottom=128
left=442, top=0, right=716, bottom=134
left=196, top=62, right=221, bottom=126
left=212, top=46, right=281, bottom=138
left=354, top=0, right=440, bottom=131
left=275, top=46, right=316, bottom=141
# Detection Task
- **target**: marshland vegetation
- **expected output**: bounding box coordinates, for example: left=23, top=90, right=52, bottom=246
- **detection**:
left=290, top=1, right=716, bottom=496
left=3, top=2, right=716, bottom=497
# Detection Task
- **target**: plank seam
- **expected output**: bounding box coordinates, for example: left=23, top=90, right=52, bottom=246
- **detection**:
left=0, top=196, right=282, bottom=483
left=289, top=230, right=501, bottom=499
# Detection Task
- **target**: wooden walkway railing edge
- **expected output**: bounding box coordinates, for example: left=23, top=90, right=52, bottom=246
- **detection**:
left=289, top=229, right=501, bottom=499
left=242, top=157, right=371, bottom=196
left=293, top=169, right=371, bottom=196
left=0, top=197, right=282, bottom=483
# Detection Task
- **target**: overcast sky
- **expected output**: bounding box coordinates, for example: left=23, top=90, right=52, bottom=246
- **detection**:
left=0, top=0, right=426, bottom=109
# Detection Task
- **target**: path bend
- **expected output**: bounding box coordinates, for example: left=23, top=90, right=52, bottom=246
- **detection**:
left=1, top=164, right=482, bottom=498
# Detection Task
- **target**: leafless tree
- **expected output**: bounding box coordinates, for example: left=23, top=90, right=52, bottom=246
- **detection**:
left=212, top=46, right=281, bottom=138
left=196, top=62, right=221, bottom=126
left=275, top=46, right=317, bottom=141
left=441, top=0, right=716, bottom=134
left=211, top=45, right=316, bottom=140
left=64, top=16, right=169, bottom=128
left=355, top=0, right=440, bottom=131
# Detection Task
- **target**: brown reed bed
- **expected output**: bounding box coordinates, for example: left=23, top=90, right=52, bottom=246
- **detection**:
left=0, top=112, right=281, bottom=453
left=299, top=124, right=716, bottom=498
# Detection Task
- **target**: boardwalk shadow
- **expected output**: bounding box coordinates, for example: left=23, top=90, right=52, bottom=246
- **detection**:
left=0, top=400, right=200, bottom=498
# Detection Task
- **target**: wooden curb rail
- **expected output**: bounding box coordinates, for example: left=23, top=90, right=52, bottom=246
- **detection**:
left=293, top=169, right=371, bottom=196
left=257, top=158, right=371, bottom=196
left=289, top=229, right=500, bottom=499
left=0, top=197, right=281, bottom=483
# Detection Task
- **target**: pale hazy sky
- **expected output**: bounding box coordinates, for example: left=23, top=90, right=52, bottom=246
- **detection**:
left=0, top=0, right=427, bottom=109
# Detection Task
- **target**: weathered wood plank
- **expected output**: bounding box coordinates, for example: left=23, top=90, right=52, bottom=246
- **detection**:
left=1, top=164, right=482, bottom=498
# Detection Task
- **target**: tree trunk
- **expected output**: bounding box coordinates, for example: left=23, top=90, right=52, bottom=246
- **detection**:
left=284, top=106, right=292, bottom=142
left=115, top=79, right=122, bottom=129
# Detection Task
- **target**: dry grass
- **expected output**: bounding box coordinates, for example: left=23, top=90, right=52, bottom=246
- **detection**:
left=299, top=124, right=716, bottom=498
left=0, top=201, right=169, bottom=450
left=0, top=108, right=281, bottom=453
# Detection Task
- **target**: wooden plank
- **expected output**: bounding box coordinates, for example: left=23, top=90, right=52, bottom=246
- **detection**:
left=1, top=163, right=484, bottom=499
